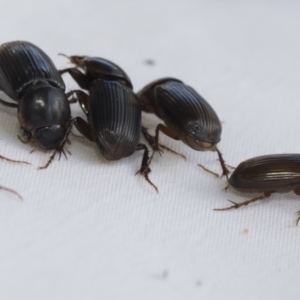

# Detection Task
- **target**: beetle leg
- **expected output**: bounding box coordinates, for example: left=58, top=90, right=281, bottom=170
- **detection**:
left=38, top=118, right=77, bottom=170
left=72, top=90, right=90, bottom=115
left=66, top=90, right=90, bottom=115
left=216, top=147, right=230, bottom=180
left=59, top=68, right=89, bottom=90
left=142, top=126, right=186, bottom=161
left=197, top=164, right=219, bottom=178
left=66, top=90, right=78, bottom=104
left=0, top=154, right=30, bottom=165
left=73, top=117, right=95, bottom=142
left=214, top=192, right=272, bottom=211
left=135, top=143, right=158, bottom=193
left=0, top=98, right=18, bottom=108
left=38, top=150, right=58, bottom=170
left=18, top=130, right=32, bottom=144
left=0, top=185, right=22, bottom=200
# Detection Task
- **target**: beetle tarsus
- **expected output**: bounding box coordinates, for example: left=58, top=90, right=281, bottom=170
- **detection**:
left=136, top=143, right=158, bottom=192
left=38, top=147, right=69, bottom=170
left=214, top=195, right=267, bottom=211
left=197, top=163, right=219, bottom=178
left=136, top=166, right=158, bottom=193
left=158, top=143, right=186, bottom=159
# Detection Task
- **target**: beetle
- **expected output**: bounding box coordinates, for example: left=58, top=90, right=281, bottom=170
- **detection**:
left=136, top=78, right=229, bottom=178
left=214, top=154, right=300, bottom=224
left=59, top=54, right=157, bottom=191
left=0, top=41, right=75, bottom=168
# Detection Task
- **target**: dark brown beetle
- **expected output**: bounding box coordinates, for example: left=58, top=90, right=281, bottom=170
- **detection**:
left=59, top=55, right=157, bottom=191
left=136, top=78, right=229, bottom=178
left=215, top=154, right=300, bottom=224
left=0, top=41, right=75, bottom=168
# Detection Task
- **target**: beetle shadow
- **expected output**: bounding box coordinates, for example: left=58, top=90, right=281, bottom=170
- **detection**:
left=0, top=92, right=22, bottom=145
left=0, top=92, right=18, bottom=117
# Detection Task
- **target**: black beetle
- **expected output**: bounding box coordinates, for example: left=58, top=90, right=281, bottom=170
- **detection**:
left=59, top=55, right=157, bottom=191
left=136, top=78, right=229, bottom=178
left=214, top=154, right=300, bottom=224
left=0, top=41, right=75, bottom=168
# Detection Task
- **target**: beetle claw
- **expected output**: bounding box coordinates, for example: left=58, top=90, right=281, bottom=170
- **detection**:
left=136, top=166, right=158, bottom=193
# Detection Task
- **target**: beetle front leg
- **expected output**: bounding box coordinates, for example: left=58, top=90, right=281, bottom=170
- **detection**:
left=142, top=125, right=185, bottom=160
left=66, top=90, right=90, bottom=115
left=38, top=118, right=77, bottom=170
left=135, top=143, right=158, bottom=193
left=214, top=192, right=272, bottom=211
left=59, top=68, right=89, bottom=90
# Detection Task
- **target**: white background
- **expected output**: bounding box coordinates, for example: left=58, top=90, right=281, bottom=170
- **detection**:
left=0, top=1, right=299, bottom=299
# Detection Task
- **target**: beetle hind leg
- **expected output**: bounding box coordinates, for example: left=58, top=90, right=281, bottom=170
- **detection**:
left=38, top=149, right=58, bottom=170
left=214, top=192, right=272, bottom=211
left=135, top=143, right=158, bottom=193
left=59, top=68, right=89, bottom=90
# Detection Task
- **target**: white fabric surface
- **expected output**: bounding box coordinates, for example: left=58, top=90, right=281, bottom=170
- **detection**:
left=0, top=1, right=299, bottom=299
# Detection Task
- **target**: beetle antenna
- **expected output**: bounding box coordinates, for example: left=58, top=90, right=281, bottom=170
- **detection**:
left=58, top=53, right=71, bottom=60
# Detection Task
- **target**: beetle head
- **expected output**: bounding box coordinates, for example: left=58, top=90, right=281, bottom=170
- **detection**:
left=183, top=134, right=217, bottom=151
left=33, top=125, right=68, bottom=150
left=19, top=85, right=71, bottom=150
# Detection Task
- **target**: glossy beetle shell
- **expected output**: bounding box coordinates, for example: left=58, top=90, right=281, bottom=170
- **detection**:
left=137, top=78, right=222, bottom=150
left=89, top=79, right=141, bottom=160
left=61, top=55, right=142, bottom=161
left=229, top=154, right=300, bottom=192
left=0, top=41, right=65, bottom=99
left=67, top=56, right=132, bottom=89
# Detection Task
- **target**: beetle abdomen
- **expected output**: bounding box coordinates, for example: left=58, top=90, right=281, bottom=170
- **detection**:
left=0, top=41, right=65, bottom=99
left=155, top=81, right=221, bottom=144
left=230, top=154, right=300, bottom=191
left=89, top=79, right=141, bottom=160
